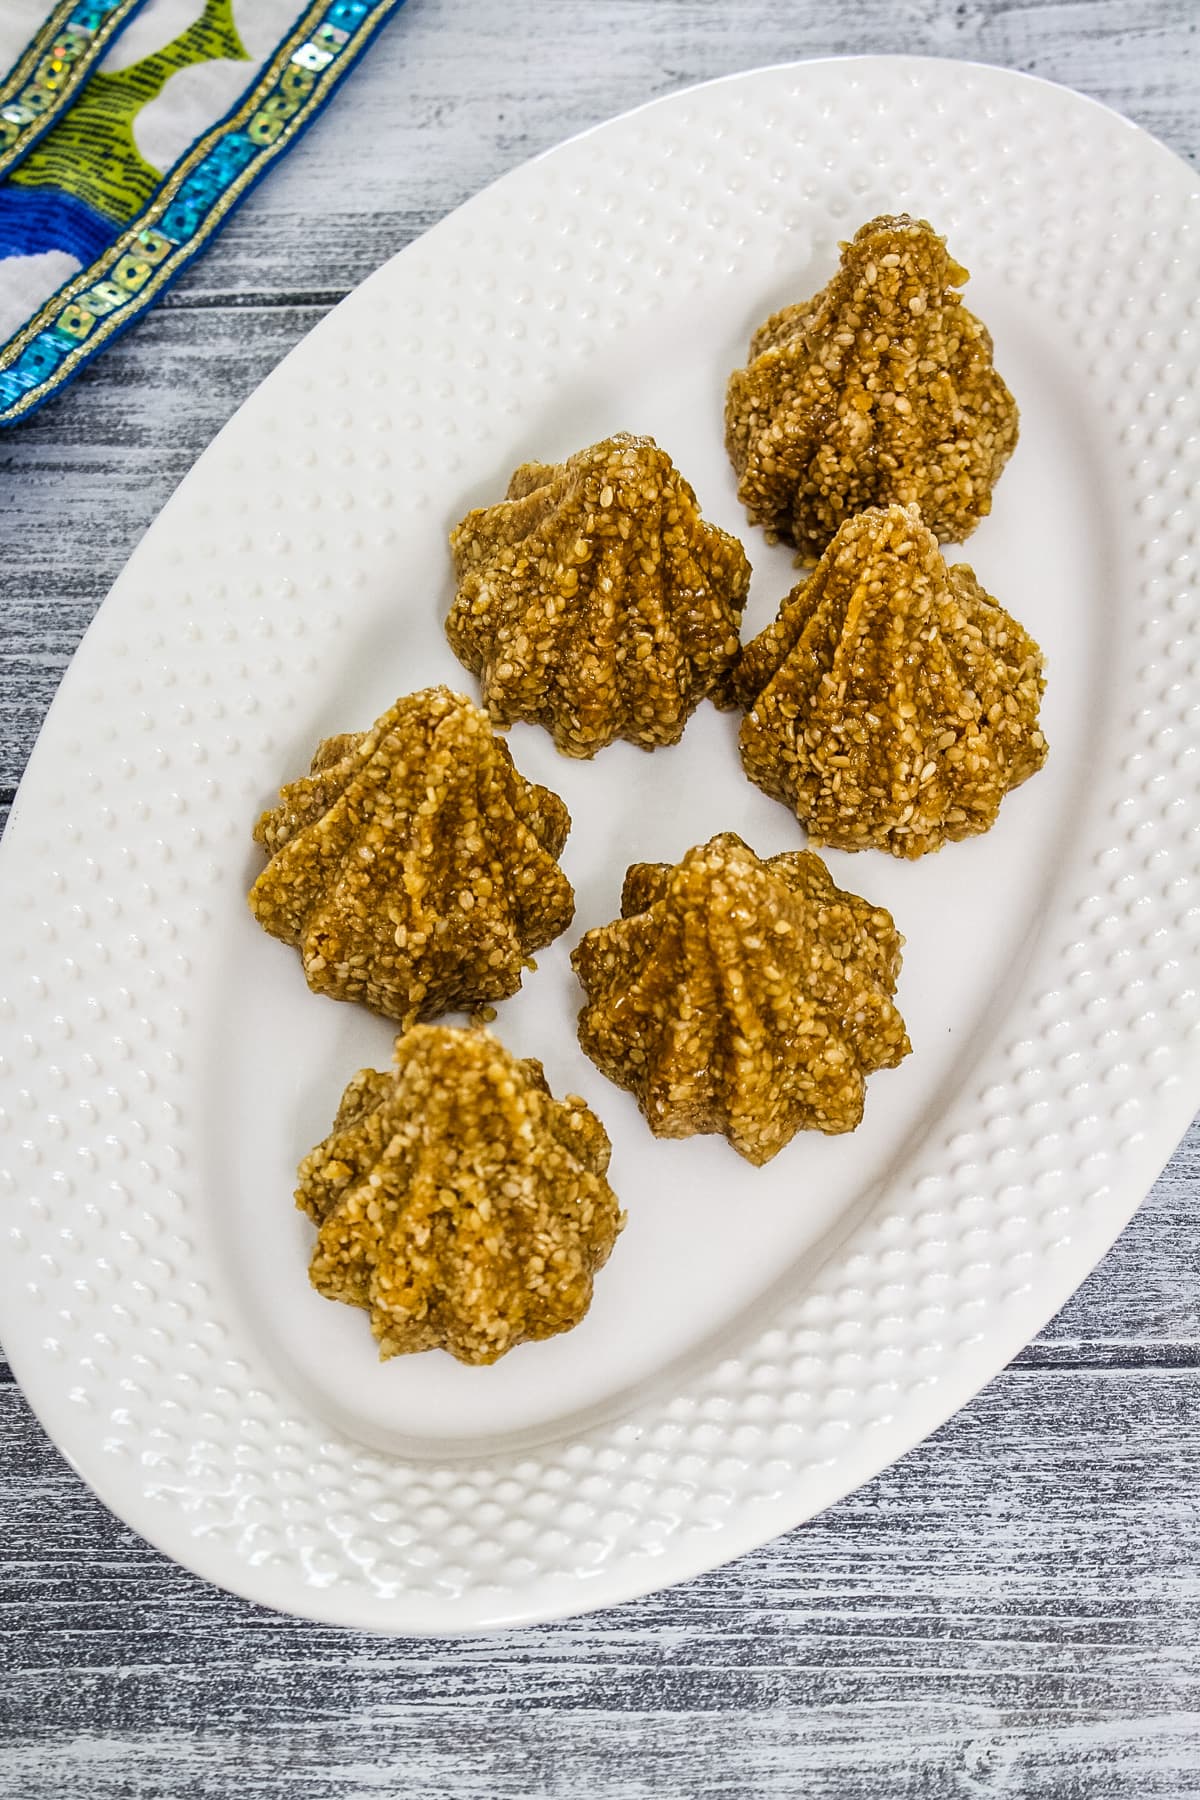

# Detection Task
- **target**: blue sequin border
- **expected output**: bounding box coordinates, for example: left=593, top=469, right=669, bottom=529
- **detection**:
left=0, top=0, right=146, bottom=180
left=0, top=0, right=407, bottom=426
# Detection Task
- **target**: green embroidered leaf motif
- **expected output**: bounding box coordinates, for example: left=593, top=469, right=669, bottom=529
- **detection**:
left=9, top=0, right=249, bottom=225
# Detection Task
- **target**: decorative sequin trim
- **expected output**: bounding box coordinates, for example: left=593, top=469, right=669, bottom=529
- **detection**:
left=0, top=0, right=146, bottom=181
left=0, top=0, right=407, bottom=426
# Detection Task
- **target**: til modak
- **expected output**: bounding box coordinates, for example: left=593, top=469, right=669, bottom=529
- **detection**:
left=735, top=504, right=1047, bottom=856
left=726, top=215, right=1019, bottom=560
left=572, top=832, right=910, bottom=1164
left=297, top=1025, right=624, bottom=1364
left=249, top=686, right=574, bottom=1024
left=448, top=434, right=751, bottom=756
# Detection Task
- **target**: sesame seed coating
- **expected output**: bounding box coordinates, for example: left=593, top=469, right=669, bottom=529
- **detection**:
left=447, top=433, right=752, bottom=757
left=735, top=504, right=1048, bottom=858
left=248, top=686, right=575, bottom=1024
left=725, top=215, right=1019, bottom=561
left=296, top=1024, right=624, bottom=1364
left=571, top=832, right=910, bottom=1165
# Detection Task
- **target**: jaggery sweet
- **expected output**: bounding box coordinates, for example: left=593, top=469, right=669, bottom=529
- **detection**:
left=249, top=686, right=574, bottom=1024
left=296, top=1025, right=624, bottom=1363
left=447, top=434, right=751, bottom=756
left=735, top=504, right=1047, bottom=857
left=571, top=832, right=909, bottom=1163
left=725, top=215, right=1019, bottom=560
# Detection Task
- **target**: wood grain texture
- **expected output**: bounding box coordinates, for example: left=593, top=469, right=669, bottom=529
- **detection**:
left=2, top=1369, right=1199, bottom=1797
left=1, top=2, right=1198, bottom=1795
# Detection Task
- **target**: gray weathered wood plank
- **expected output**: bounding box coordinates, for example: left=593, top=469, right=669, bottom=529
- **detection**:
left=2, top=1367, right=1199, bottom=1798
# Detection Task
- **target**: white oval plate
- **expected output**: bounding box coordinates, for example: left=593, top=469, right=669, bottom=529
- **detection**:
left=2, top=58, right=1198, bottom=1632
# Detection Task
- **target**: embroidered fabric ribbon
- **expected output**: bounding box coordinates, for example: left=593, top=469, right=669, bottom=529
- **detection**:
left=0, top=0, right=406, bottom=426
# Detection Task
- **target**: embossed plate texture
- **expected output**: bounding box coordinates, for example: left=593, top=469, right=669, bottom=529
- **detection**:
left=1, top=60, right=1198, bottom=1631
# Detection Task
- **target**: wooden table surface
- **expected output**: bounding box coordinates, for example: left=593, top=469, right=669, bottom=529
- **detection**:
left=2, top=3, right=1198, bottom=1795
